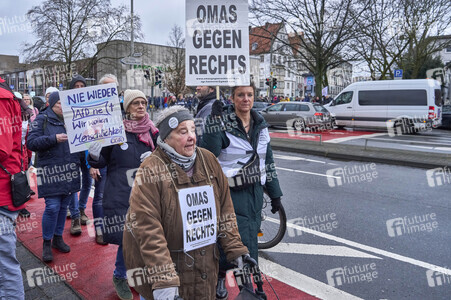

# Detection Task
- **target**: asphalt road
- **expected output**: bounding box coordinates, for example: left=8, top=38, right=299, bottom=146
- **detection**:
left=259, top=150, right=451, bottom=299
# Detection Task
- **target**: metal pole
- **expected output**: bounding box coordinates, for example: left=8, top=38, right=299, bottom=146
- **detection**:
left=131, top=0, right=134, bottom=56
left=269, top=32, right=273, bottom=100
left=216, top=86, right=220, bottom=100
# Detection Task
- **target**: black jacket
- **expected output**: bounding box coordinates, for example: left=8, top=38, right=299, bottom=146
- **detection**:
left=88, top=130, right=158, bottom=245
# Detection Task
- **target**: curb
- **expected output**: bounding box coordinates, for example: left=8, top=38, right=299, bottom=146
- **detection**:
left=270, top=138, right=451, bottom=169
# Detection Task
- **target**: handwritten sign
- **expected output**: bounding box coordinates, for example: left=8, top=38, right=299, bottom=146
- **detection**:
left=178, top=185, right=217, bottom=252
left=59, top=83, right=127, bottom=153
left=185, top=0, right=250, bottom=86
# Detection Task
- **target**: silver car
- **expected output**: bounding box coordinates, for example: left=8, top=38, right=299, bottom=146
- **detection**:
left=260, top=102, right=332, bottom=130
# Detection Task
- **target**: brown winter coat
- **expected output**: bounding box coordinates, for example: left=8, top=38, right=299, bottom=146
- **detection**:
left=123, top=147, right=248, bottom=300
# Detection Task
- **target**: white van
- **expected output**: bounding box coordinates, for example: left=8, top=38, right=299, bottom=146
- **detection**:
left=326, top=79, right=443, bottom=133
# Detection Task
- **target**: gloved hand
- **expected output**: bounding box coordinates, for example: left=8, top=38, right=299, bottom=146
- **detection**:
left=153, top=287, right=179, bottom=300
left=211, top=100, right=224, bottom=118
left=232, top=253, right=250, bottom=269
left=140, top=151, right=152, bottom=162
left=88, top=142, right=102, bottom=161
left=271, top=197, right=281, bottom=214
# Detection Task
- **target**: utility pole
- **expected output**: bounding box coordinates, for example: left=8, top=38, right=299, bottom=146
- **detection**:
left=129, top=0, right=134, bottom=89
left=269, top=31, right=274, bottom=100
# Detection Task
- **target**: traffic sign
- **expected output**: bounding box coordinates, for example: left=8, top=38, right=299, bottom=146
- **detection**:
left=59, top=83, right=63, bottom=91
left=394, top=69, right=403, bottom=80
left=10, top=85, right=14, bottom=90
left=306, top=76, right=314, bottom=85
left=120, top=56, right=142, bottom=65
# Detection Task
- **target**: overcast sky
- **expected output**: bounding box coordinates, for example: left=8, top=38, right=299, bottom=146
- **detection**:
left=0, top=0, right=186, bottom=61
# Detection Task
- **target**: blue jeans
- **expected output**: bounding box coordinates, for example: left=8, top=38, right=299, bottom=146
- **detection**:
left=0, top=208, right=24, bottom=300
left=42, top=194, right=74, bottom=240
left=69, top=164, right=92, bottom=219
left=93, top=167, right=106, bottom=231
left=113, top=244, right=127, bottom=279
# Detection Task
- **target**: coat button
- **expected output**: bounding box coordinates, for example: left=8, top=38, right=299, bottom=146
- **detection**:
left=201, top=273, right=207, bottom=280
left=200, top=249, right=206, bottom=256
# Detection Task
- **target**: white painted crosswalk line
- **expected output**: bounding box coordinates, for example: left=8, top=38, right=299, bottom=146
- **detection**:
left=259, top=257, right=364, bottom=300
left=263, top=243, right=382, bottom=259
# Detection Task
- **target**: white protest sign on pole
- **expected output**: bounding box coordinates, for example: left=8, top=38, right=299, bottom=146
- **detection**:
left=59, top=83, right=127, bottom=153
left=178, top=185, right=217, bottom=252
left=185, top=0, right=250, bottom=86
left=322, top=86, right=328, bottom=96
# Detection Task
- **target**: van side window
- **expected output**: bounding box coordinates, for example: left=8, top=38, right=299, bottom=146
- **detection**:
left=268, top=104, right=283, bottom=112
left=359, top=90, right=427, bottom=105
left=284, top=103, right=299, bottom=111
left=300, top=104, right=310, bottom=111
left=335, top=92, right=353, bottom=105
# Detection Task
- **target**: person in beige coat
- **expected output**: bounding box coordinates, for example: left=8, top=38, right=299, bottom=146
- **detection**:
left=123, top=106, right=249, bottom=300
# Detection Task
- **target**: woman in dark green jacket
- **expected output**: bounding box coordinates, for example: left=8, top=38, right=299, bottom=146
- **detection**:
left=201, top=84, right=283, bottom=299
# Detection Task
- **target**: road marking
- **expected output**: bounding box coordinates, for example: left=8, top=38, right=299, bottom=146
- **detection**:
left=324, top=133, right=386, bottom=144
left=274, top=154, right=327, bottom=164
left=263, top=243, right=382, bottom=259
left=276, top=167, right=339, bottom=178
left=259, top=257, right=363, bottom=300
left=434, top=147, right=451, bottom=152
left=265, top=217, right=451, bottom=276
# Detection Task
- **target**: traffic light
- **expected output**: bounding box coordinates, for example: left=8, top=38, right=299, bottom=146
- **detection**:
left=155, top=69, right=162, bottom=86
left=265, top=78, right=271, bottom=86
left=272, top=78, right=277, bottom=89
left=144, top=70, right=150, bottom=80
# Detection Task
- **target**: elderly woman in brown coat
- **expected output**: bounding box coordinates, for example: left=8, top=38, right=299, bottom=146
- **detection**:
left=123, top=106, right=249, bottom=300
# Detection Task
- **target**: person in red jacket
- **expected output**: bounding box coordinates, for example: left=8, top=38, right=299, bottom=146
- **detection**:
left=0, top=77, right=25, bottom=299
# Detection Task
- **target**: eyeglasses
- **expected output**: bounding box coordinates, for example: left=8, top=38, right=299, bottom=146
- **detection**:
left=131, top=100, right=147, bottom=107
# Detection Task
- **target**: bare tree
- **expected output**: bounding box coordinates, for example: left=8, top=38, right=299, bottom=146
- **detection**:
left=250, top=0, right=365, bottom=96
left=164, top=24, right=187, bottom=97
left=23, top=0, right=142, bottom=84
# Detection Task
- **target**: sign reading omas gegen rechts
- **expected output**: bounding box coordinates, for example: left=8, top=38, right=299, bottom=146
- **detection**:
left=185, top=0, right=250, bottom=86
left=59, top=83, right=127, bottom=153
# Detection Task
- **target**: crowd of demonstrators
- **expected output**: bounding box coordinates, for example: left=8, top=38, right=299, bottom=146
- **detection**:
left=0, top=77, right=29, bottom=299
left=27, top=91, right=85, bottom=262
left=123, top=106, right=249, bottom=300
left=66, top=75, right=91, bottom=235
left=88, top=89, right=159, bottom=300
left=201, top=84, right=283, bottom=299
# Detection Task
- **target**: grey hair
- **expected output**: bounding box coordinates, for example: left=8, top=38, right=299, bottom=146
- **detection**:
left=99, top=74, right=118, bottom=85
left=155, top=105, right=190, bottom=127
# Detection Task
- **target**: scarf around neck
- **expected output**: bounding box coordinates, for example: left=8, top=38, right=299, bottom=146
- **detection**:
left=123, top=113, right=158, bottom=150
left=157, top=136, right=196, bottom=171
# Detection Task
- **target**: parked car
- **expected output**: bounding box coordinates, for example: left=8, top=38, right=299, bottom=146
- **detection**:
left=252, top=101, right=271, bottom=111
left=260, top=102, right=332, bottom=130
left=440, top=105, right=451, bottom=129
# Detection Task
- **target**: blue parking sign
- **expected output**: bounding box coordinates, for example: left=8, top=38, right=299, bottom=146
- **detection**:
left=394, top=69, right=403, bottom=79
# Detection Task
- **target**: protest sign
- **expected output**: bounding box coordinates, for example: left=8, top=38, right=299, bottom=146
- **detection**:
left=59, top=83, right=127, bottom=153
left=185, top=0, right=250, bottom=86
left=178, top=185, right=217, bottom=252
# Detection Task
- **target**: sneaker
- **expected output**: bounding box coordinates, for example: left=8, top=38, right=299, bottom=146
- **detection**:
left=18, top=208, right=30, bottom=218
left=216, top=275, right=228, bottom=300
left=70, top=218, right=82, bottom=235
left=52, top=235, right=70, bottom=253
left=112, top=276, right=133, bottom=300
left=80, top=209, right=89, bottom=225
left=66, top=208, right=71, bottom=219
left=96, top=233, right=108, bottom=245
left=42, top=240, right=53, bottom=262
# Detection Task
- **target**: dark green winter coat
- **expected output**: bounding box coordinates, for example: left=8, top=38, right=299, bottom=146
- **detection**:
left=200, top=105, right=283, bottom=263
